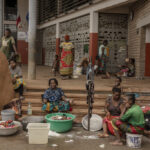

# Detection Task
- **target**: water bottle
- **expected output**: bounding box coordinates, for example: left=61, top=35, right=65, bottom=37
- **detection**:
left=27, top=102, right=32, bottom=115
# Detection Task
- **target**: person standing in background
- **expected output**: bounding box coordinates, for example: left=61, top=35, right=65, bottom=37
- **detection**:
left=0, top=28, right=17, bottom=60
left=98, top=40, right=110, bottom=78
left=60, top=35, right=74, bottom=80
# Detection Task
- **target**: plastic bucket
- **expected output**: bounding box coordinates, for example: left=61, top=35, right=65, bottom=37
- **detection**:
left=1, top=109, right=15, bottom=121
left=126, top=133, right=142, bottom=148
left=45, top=113, right=75, bottom=133
left=27, top=123, right=50, bottom=144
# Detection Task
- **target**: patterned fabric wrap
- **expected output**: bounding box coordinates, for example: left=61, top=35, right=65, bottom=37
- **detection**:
left=112, top=118, right=144, bottom=134
left=14, top=78, right=25, bottom=90
left=42, top=101, right=70, bottom=112
left=103, top=116, right=119, bottom=135
left=60, top=42, right=74, bottom=76
left=99, top=55, right=107, bottom=72
left=42, top=88, right=70, bottom=112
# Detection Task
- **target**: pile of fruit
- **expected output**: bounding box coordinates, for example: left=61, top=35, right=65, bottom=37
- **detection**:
left=0, top=120, right=15, bottom=128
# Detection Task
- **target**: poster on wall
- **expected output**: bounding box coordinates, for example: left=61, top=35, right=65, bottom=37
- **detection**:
left=17, top=32, right=28, bottom=41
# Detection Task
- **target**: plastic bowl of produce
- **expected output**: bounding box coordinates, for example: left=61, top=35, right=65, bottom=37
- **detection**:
left=0, top=120, right=22, bottom=136
left=45, top=113, right=75, bottom=133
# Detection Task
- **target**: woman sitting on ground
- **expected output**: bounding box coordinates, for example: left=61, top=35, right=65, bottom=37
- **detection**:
left=9, top=59, right=25, bottom=99
left=111, top=94, right=145, bottom=146
left=42, top=78, right=72, bottom=112
left=99, top=88, right=125, bottom=138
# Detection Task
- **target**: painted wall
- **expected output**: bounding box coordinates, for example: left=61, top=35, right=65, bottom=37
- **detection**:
left=128, top=0, right=150, bottom=77
left=17, top=0, right=29, bottom=64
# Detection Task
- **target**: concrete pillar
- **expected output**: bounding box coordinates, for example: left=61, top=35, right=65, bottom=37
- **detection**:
left=145, top=26, right=150, bottom=76
left=89, top=11, right=98, bottom=64
left=28, top=0, right=37, bottom=80
left=56, top=22, right=60, bottom=55
left=0, top=0, right=3, bottom=41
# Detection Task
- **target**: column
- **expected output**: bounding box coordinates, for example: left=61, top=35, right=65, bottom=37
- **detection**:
left=0, top=0, right=3, bottom=41
left=28, top=0, right=37, bottom=80
left=89, top=11, right=99, bottom=64
left=56, top=22, right=60, bottom=55
left=145, top=26, right=150, bottom=76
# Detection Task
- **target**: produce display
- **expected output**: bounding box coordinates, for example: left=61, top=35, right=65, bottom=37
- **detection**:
left=0, top=120, right=15, bottom=128
left=51, top=115, right=72, bottom=120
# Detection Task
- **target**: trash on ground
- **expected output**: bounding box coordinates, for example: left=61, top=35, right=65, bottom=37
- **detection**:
left=99, top=144, right=105, bottom=148
left=83, top=135, right=99, bottom=140
left=48, top=130, right=62, bottom=137
left=65, top=139, right=74, bottom=143
left=51, top=144, right=58, bottom=147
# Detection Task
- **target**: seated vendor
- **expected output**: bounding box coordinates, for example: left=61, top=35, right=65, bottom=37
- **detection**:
left=111, top=94, right=145, bottom=146
left=117, top=58, right=135, bottom=77
left=9, top=59, right=25, bottom=99
left=99, top=88, right=124, bottom=138
left=42, top=78, right=72, bottom=112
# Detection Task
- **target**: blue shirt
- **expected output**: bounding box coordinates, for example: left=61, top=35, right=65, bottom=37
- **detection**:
left=43, top=88, right=64, bottom=102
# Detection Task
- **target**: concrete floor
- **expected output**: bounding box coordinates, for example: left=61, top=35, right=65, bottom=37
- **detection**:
left=22, top=65, right=150, bottom=93
left=0, top=127, right=150, bottom=150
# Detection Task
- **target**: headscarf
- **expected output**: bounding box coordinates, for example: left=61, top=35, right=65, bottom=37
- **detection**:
left=65, top=35, right=69, bottom=41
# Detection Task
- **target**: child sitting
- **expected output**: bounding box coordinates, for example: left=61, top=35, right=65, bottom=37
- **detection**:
left=117, top=58, right=135, bottom=77
left=52, top=55, right=59, bottom=76
left=80, top=58, right=89, bottom=75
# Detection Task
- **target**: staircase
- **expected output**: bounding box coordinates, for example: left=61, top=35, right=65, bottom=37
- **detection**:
left=22, top=86, right=150, bottom=123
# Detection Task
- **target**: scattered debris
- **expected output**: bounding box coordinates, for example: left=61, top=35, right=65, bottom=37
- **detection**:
left=67, top=134, right=74, bottom=138
left=65, top=139, right=74, bottom=143
left=99, top=144, right=105, bottom=148
left=51, top=144, right=58, bottom=147
left=83, top=135, right=99, bottom=140
left=48, top=130, right=61, bottom=137
left=77, top=131, right=82, bottom=134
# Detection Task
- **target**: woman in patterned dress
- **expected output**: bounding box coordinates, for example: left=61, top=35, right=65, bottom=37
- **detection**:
left=60, top=35, right=74, bottom=80
left=0, top=28, right=17, bottom=60
left=42, top=78, right=72, bottom=112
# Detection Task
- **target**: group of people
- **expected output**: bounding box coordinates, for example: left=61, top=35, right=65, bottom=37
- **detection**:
left=0, top=29, right=25, bottom=99
left=41, top=76, right=145, bottom=146
left=0, top=29, right=146, bottom=146
left=99, top=76, right=145, bottom=146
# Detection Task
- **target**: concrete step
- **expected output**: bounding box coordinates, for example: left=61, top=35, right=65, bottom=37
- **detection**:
left=24, top=92, right=108, bottom=99
left=22, top=98, right=105, bottom=106
left=22, top=106, right=105, bottom=116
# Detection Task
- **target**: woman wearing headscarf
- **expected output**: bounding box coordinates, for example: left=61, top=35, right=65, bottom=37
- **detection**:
left=60, top=35, right=74, bottom=80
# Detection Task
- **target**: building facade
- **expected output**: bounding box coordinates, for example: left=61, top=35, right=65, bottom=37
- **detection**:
left=0, top=0, right=150, bottom=78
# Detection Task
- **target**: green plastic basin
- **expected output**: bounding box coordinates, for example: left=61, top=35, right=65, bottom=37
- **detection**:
left=45, top=113, right=76, bottom=133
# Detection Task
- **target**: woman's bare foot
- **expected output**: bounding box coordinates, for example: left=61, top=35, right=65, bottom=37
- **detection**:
left=110, top=140, right=123, bottom=146
left=98, top=133, right=109, bottom=138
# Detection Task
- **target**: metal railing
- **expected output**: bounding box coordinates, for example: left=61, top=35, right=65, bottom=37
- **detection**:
left=38, top=0, right=93, bottom=24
